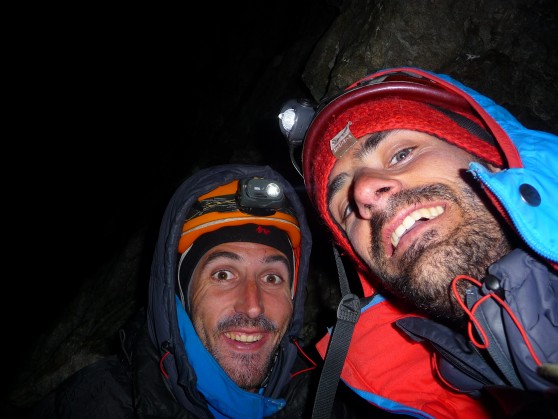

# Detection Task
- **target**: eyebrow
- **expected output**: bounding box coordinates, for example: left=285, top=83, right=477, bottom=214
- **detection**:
left=265, top=254, right=290, bottom=269
left=205, top=251, right=240, bottom=264
left=205, top=250, right=290, bottom=270
left=354, top=132, right=386, bottom=159
left=327, top=132, right=390, bottom=207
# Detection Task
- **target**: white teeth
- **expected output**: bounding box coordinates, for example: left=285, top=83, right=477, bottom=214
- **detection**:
left=390, top=206, right=444, bottom=248
left=402, top=215, right=415, bottom=228
left=224, top=332, right=263, bottom=343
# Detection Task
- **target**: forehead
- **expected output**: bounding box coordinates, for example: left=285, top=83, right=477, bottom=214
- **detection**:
left=196, top=242, right=289, bottom=269
left=206, top=241, right=285, bottom=255
left=330, top=130, right=470, bottom=172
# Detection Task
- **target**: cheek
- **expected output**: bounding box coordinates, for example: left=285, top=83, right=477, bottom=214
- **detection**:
left=407, top=164, right=465, bottom=190
left=345, top=220, right=371, bottom=257
left=266, top=293, right=293, bottom=326
left=189, top=283, right=209, bottom=311
left=426, top=150, right=472, bottom=177
left=191, top=286, right=226, bottom=323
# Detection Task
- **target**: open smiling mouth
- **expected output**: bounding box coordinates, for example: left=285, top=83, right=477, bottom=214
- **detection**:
left=390, top=206, right=444, bottom=248
left=224, top=332, right=263, bottom=343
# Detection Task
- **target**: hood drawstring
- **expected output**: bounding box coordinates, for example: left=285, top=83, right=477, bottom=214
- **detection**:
left=452, top=274, right=542, bottom=366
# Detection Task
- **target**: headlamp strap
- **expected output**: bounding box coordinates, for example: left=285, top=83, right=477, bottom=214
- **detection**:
left=185, top=195, right=237, bottom=221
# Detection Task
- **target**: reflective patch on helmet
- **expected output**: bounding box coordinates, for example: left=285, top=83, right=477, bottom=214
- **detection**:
left=330, top=122, right=358, bottom=158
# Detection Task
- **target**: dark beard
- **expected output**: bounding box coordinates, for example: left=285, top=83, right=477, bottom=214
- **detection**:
left=367, top=183, right=512, bottom=328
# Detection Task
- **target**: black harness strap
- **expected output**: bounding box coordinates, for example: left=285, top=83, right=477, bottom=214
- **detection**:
left=311, top=246, right=361, bottom=419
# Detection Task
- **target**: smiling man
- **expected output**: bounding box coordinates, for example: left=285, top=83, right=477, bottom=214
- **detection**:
left=187, top=239, right=292, bottom=392
left=278, top=67, right=558, bottom=418
left=154, top=167, right=313, bottom=418
left=32, top=165, right=319, bottom=419
left=326, top=127, right=512, bottom=327
left=179, top=221, right=296, bottom=396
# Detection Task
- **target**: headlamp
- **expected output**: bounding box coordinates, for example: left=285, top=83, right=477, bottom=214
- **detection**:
left=236, top=178, right=286, bottom=215
left=278, top=98, right=316, bottom=176
left=278, top=98, right=316, bottom=146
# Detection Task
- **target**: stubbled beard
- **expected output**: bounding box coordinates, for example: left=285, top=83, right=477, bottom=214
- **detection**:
left=194, top=313, right=279, bottom=391
left=366, top=183, right=512, bottom=328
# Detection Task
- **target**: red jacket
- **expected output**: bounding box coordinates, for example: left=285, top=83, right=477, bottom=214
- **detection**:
left=316, top=282, right=494, bottom=418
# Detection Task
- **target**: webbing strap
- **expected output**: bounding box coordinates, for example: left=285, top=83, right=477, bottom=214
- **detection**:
left=311, top=246, right=360, bottom=418
left=334, top=245, right=352, bottom=297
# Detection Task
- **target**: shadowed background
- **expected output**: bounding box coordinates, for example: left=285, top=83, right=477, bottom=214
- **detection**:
left=6, top=1, right=557, bottom=417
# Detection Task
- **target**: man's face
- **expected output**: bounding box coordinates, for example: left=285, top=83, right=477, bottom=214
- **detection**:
left=327, top=129, right=512, bottom=325
left=189, top=241, right=293, bottom=392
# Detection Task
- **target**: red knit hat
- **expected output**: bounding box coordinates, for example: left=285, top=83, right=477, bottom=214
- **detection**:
left=303, top=88, right=504, bottom=275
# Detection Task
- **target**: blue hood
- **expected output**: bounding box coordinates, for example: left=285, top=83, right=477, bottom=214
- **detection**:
left=175, top=296, right=286, bottom=418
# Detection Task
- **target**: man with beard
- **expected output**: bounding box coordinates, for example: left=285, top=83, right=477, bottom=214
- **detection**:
left=278, top=67, right=557, bottom=418
left=33, top=165, right=331, bottom=418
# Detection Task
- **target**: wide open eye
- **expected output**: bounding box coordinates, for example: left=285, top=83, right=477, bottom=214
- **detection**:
left=263, top=273, right=284, bottom=285
left=212, top=270, right=235, bottom=282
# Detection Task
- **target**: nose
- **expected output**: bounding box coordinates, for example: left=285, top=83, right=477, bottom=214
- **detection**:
left=234, top=279, right=264, bottom=318
left=353, top=169, right=402, bottom=219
